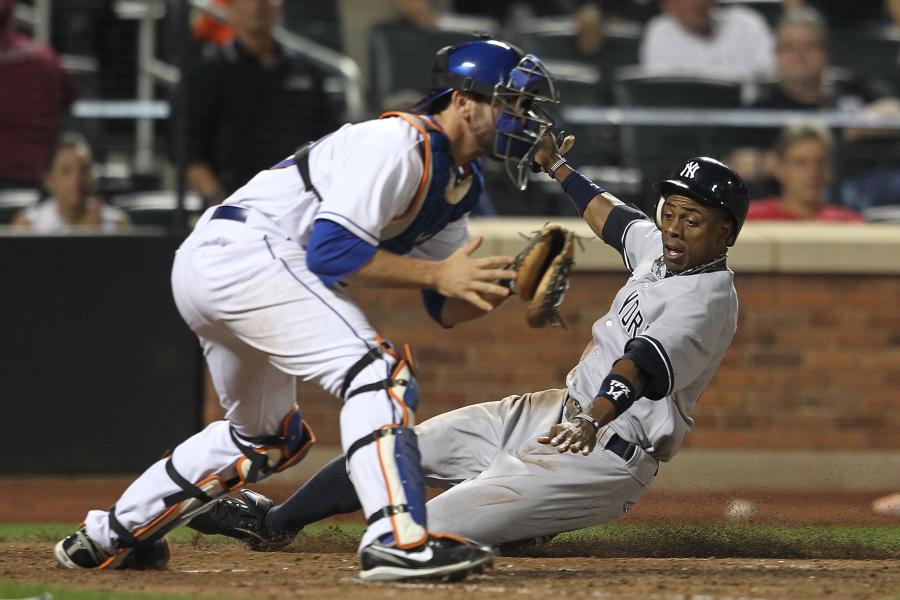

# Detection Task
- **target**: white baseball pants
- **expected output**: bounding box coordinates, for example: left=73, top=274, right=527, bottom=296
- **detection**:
left=418, top=389, right=659, bottom=544
left=84, top=212, right=413, bottom=551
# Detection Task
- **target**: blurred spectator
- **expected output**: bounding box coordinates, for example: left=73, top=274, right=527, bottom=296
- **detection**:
left=754, top=9, right=897, bottom=113
left=181, top=0, right=340, bottom=205
left=567, top=1, right=657, bottom=57
left=747, top=123, right=862, bottom=222
left=193, top=0, right=234, bottom=46
left=640, top=0, right=774, bottom=93
left=784, top=0, right=900, bottom=31
left=573, top=3, right=605, bottom=54
left=729, top=8, right=900, bottom=207
left=193, top=0, right=344, bottom=52
left=12, top=133, right=130, bottom=232
left=594, top=0, right=657, bottom=24
left=391, top=0, right=626, bottom=33
left=0, top=0, right=77, bottom=189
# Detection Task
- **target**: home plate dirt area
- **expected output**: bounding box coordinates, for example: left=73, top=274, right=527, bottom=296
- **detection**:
left=4, top=538, right=900, bottom=600
left=3, top=478, right=900, bottom=599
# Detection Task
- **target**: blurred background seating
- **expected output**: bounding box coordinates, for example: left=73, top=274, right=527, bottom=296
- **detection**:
left=3, top=0, right=900, bottom=221
left=369, top=22, right=476, bottom=113
left=717, top=0, right=783, bottom=28
left=110, top=189, right=203, bottom=226
left=0, top=188, right=40, bottom=224
left=613, top=68, right=743, bottom=208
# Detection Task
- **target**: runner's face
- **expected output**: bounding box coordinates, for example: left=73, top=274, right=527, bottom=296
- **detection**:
left=658, top=195, right=731, bottom=271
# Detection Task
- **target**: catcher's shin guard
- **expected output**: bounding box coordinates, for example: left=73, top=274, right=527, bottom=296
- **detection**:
left=348, top=425, right=428, bottom=549
left=102, top=466, right=232, bottom=568
left=104, top=407, right=314, bottom=566
left=342, top=338, right=425, bottom=548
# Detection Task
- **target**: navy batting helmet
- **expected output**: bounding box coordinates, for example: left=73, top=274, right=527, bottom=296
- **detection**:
left=413, top=38, right=559, bottom=190
left=652, top=157, right=750, bottom=246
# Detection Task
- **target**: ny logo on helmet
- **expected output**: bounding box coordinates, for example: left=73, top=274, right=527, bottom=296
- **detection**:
left=680, top=162, right=700, bottom=178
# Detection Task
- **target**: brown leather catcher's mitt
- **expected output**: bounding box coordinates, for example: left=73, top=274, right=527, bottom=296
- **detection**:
left=508, top=224, right=575, bottom=328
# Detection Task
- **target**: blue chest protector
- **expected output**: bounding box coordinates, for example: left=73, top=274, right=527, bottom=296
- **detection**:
left=377, top=112, right=483, bottom=255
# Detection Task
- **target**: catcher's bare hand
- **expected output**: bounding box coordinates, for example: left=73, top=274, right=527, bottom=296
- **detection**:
left=537, top=421, right=599, bottom=456
left=434, top=237, right=514, bottom=312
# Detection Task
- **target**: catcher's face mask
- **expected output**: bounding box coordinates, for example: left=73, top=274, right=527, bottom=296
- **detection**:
left=491, top=55, right=559, bottom=190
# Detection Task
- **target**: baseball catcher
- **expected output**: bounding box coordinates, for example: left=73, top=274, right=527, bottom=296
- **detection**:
left=55, top=37, right=561, bottom=582
left=189, top=132, right=749, bottom=550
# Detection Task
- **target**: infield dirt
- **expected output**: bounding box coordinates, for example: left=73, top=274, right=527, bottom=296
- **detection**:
left=3, top=539, right=900, bottom=600
left=4, top=478, right=900, bottom=599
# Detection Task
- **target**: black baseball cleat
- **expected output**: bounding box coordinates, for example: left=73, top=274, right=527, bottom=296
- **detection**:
left=187, top=489, right=297, bottom=551
left=55, top=528, right=170, bottom=570
left=359, top=533, right=494, bottom=582
left=121, top=538, right=171, bottom=570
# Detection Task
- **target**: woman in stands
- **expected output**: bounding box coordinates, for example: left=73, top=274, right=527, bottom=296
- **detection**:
left=13, top=133, right=130, bottom=232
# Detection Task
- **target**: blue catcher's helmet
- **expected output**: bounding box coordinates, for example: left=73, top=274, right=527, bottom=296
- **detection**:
left=413, top=38, right=559, bottom=190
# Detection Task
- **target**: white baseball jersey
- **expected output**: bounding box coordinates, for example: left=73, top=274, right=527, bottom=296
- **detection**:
left=640, top=7, right=774, bottom=86
left=567, top=208, right=739, bottom=461
left=222, top=117, right=469, bottom=259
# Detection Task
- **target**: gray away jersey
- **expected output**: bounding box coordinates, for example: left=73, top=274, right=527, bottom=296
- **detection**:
left=566, top=206, right=739, bottom=462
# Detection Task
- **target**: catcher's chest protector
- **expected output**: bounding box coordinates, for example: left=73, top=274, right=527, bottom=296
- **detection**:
left=378, top=112, right=483, bottom=255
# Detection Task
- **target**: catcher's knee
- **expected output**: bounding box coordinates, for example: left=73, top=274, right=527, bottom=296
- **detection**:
left=347, top=425, right=428, bottom=549
left=341, top=336, right=419, bottom=425
left=231, top=405, right=317, bottom=485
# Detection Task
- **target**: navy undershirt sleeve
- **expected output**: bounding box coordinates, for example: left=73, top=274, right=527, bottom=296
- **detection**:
left=421, top=289, right=448, bottom=327
left=622, top=336, right=673, bottom=400
left=601, top=205, right=649, bottom=255
left=306, top=219, right=378, bottom=287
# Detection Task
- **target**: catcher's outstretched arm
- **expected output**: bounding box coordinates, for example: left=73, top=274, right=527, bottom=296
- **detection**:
left=346, top=237, right=513, bottom=312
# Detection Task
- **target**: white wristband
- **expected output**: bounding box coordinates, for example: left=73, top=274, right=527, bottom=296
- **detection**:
left=549, top=156, right=567, bottom=178
left=573, top=413, right=601, bottom=431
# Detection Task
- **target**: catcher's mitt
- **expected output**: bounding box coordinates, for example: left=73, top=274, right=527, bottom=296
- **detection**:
left=508, top=224, right=575, bottom=328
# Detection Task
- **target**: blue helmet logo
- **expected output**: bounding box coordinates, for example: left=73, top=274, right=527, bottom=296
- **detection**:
left=414, top=39, right=559, bottom=190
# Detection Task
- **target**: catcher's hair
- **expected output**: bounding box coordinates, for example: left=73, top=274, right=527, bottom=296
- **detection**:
left=772, top=122, right=833, bottom=158
left=426, top=90, right=493, bottom=115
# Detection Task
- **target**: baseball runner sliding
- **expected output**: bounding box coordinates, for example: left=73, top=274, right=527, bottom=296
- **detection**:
left=191, top=145, right=751, bottom=548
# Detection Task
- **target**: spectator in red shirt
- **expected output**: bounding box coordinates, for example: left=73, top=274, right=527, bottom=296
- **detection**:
left=0, top=0, right=77, bottom=189
left=748, top=123, right=862, bottom=222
